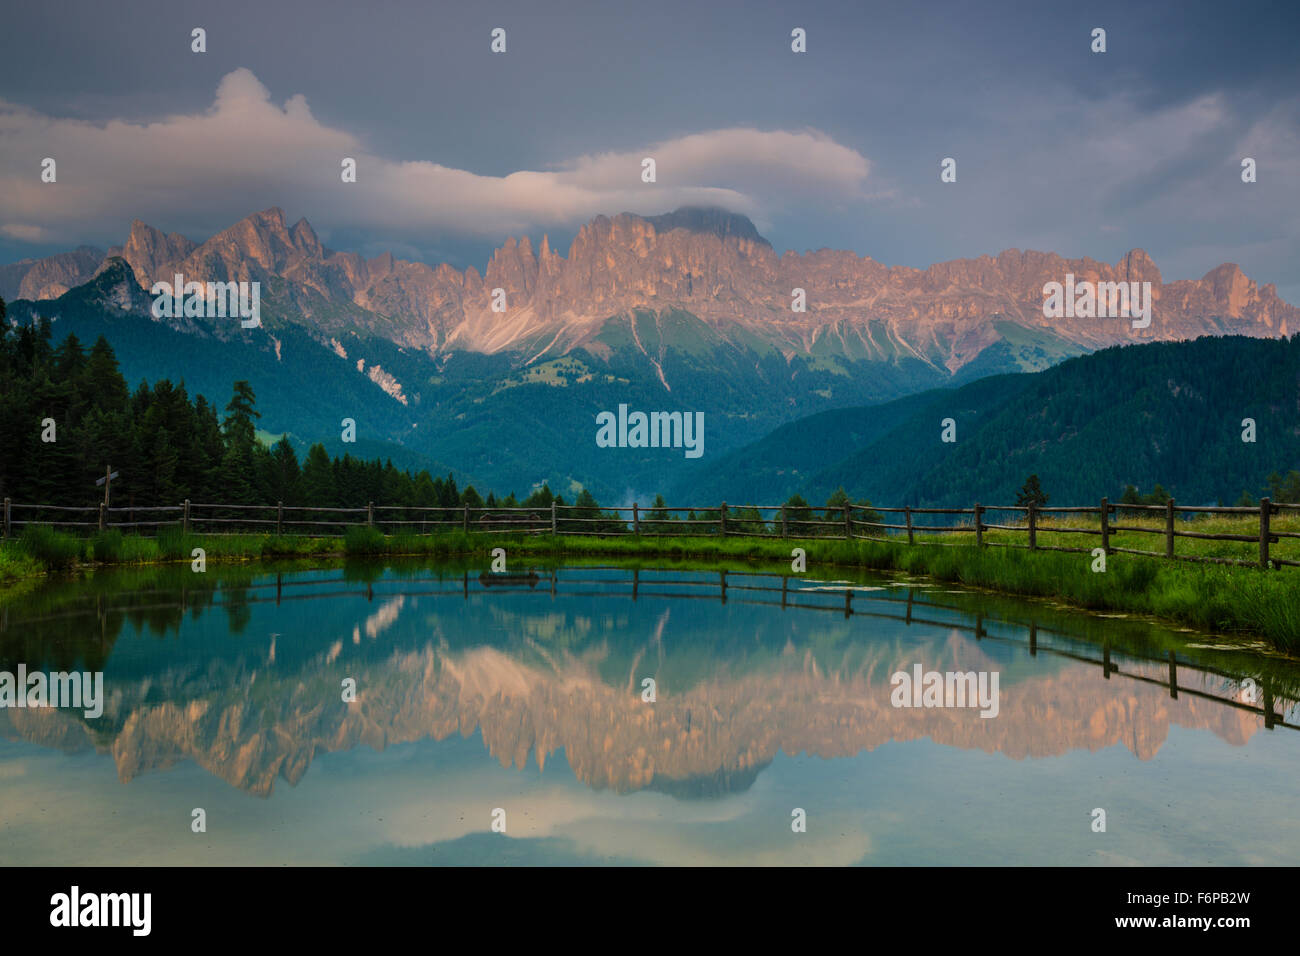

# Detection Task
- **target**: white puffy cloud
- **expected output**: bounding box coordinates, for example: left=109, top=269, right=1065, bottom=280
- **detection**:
left=0, top=68, right=872, bottom=250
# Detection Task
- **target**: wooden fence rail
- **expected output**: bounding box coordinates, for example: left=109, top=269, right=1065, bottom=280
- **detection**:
left=1, top=495, right=1296, bottom=570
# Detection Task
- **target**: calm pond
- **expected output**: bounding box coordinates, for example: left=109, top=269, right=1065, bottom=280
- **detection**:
left=2, top=559, right=1298, bottom=866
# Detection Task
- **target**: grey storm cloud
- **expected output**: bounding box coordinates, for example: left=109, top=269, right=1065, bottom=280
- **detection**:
left=0, top=68, right=872, bottom=247
left=0, top=0, right=1297, bottom=301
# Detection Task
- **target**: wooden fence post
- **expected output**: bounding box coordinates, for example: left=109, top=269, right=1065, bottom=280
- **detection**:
left=98, top=501, right=106, bottom=532
left=184, top=499, right=191, bottom=535
left=463, top=504, right=469, bottom=533
left=1260, top=497, right=1271, bottom=569
left=720, top=502, right=727, bottom=536
left=905, top=506, right=914, bottom=545
left=843, top=503, right=851, bottom=539
left=632, top=502, right=639, bottom=535
left=274, top=500, right=281, bottom=535
left=1099, top=497, right=1109, bottom=553
left=780, top=504, right=788, bottom=539
left=552, top=501, right=558, bottom=535
left=974, top=502, right=983, bottom=547
left=367, top=501, right=374, bottom=528
left=3, top=497, right=10, bottom=538
left=1027, top=502, right=1037, bottom=550
left=1165, top=498, right=1175, bottom=559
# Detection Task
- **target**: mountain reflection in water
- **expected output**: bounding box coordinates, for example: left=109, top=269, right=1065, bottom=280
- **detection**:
left=1, top=563, right=1297, bottom=865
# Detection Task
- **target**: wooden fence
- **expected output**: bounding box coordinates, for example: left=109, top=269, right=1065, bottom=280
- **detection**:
left=2, top=495, right=1297, bottom=570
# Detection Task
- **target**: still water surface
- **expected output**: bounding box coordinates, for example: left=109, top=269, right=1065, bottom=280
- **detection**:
left=2, top=560, right=1297, bottom=865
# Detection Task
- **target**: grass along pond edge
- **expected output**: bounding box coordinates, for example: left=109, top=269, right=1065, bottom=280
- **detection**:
left=1, top=525, right=1298, bottom=653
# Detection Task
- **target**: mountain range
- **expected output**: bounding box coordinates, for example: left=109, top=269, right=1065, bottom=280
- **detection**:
left=3, top=207, right=1296, bottom=501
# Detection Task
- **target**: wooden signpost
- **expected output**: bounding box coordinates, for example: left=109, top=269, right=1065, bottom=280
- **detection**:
left=95, top=465, right=119, bottom=530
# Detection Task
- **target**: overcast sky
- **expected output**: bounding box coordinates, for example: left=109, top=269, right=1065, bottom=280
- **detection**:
left=1, top=0, right=1297, bottom=299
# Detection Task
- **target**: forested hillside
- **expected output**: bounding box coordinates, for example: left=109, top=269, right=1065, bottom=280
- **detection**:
left=677, top=336, right=1300, bottom=508
left=7, top=291, right=1298, bottom=516
left=0, top=305, right=504, bottom=511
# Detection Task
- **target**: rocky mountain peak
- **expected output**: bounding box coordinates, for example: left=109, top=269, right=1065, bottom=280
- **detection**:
left=1118, top=248, right=1163, bottom=285
left=119, top=220, right=198, bottom=288
left=75, top=256, right=158, bottom=315
left=6, top=206, right=1297, bottom=375
left=0, top=245, right=105, bottom=302
left=290, top=217, right=323, bottom=257
left=644, top=206, right=769, bottom=246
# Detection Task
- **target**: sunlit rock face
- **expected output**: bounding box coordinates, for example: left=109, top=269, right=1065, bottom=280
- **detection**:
left=14, top=207, right=1293, bottom=372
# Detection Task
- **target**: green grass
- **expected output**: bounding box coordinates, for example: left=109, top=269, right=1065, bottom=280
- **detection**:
left=17, top=525, right=82, bottom=571
left=0, top=539, right=43, bottom=587
left=91, top=529, right=125, bottom=562
left=156, top=526, right=191, bottom=560
left=862, top=540, right=1299, bottom=642
left=1, top=527, right=1297, bottom=652
left=343, top=525, right=387, bottom=554
left=994, top=511, right=1300, bottom=566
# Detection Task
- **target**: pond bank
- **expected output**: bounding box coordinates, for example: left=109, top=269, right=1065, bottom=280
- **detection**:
left=2, top=528, right=1297, bottom=653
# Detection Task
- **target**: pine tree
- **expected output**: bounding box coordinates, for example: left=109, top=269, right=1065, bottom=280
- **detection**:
left=300, top=443, right=336, bottom=506
left=222, top=380, right=260, bottom=448
left=648, top=493, right=669, bottom=533
left=264, top=437, right=302, bottom=505
left=84, top=336, right=129, bottom=413
left=220, top=382, right=262, bottom=505
left=1015, top=474, right=1049, bottom=508
left=1267, top=471, right=1300, bottom=504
